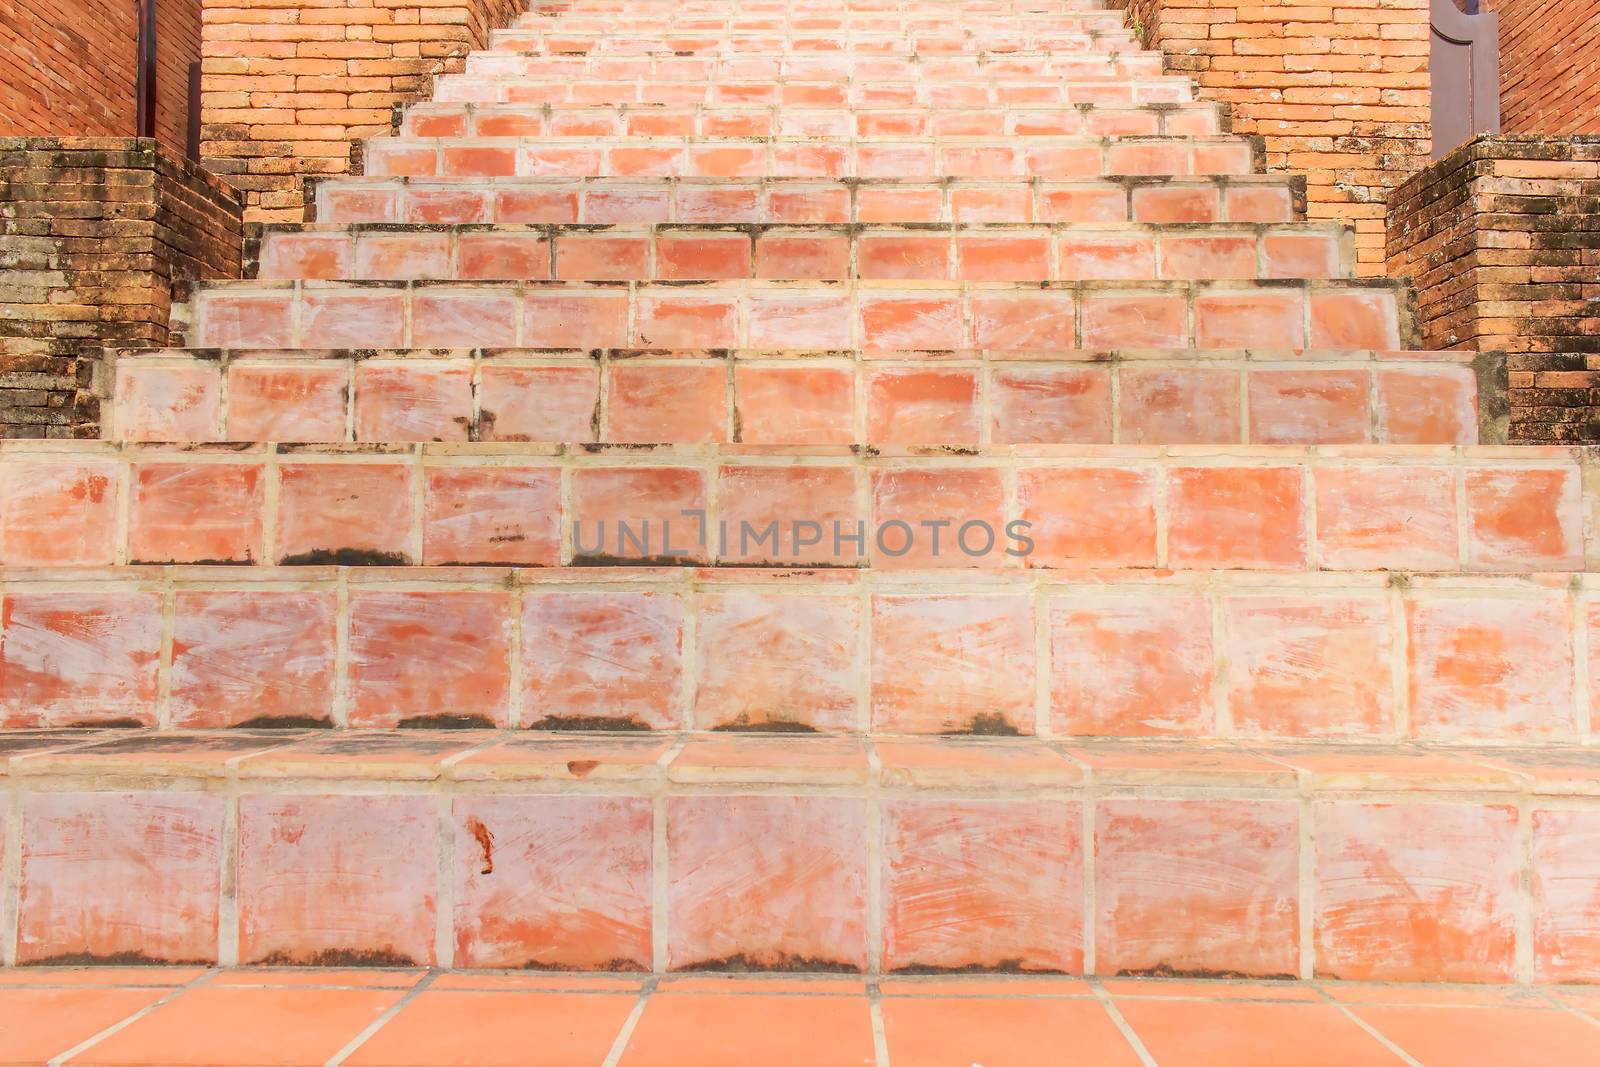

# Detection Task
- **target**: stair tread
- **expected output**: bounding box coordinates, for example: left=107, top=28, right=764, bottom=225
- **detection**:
left=7, top=728, right=1599, bottom=791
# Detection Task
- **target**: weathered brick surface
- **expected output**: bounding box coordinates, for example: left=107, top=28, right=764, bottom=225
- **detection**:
left=1106, top=0, right=1431, bottom=277
left=1388, top=134, right=1600, bottom=442
left=200, top=0, right=525, bottom=223
left=0, top=0, right=199, bottom=158
left=0, top=137, right=242, bottom=438
left=1482, top=0, right=1600, bottom=136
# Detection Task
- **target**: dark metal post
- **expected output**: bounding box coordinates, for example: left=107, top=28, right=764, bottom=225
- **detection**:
left=136, top=0, right=157, bottom=138
left=187, top=61, right=202, bottom=160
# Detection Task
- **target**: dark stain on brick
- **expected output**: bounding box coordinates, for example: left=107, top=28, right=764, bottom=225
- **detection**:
left=64, top=718, right=147, bottom=729
left=527, top=715, right=653, bottom=732
left=399, top=713, right=497, bottom=730
left=566, top=759, right=600, bottom=777
left=255, top=948, right=417, bottom=967
left=678, top=953, right=860, bottom=974
left=891, top=959, right=1066, bottom=975
left=233, top=715, right=333, bottom=729
left=465, top=816, right=494, bottom=874
left=712, top=718, right=820, bottom=733
left=23, top=951, right=212, bottom=967
left=569, top=553, right=700, bottom=567
left=516, top=957, right=649, bottom=973
left=1117, top=963, right=1296, bottom=981
left=945, top=714, right=1022, bottom=736
left=279, top=548, right=411, bottom=566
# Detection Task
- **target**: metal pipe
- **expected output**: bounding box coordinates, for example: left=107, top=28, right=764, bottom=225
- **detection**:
left=136, top=0, right=157, bottom=139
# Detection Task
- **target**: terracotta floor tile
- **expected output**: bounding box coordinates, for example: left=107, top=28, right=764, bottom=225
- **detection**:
left=0, top=987, right=168, bottom=1063
left=0, top=967, right=205, bottom=987
left=877, top=976, right=1093, bottom=997
left=1116, top=998, right=1410, bottom=1067
left=1103, top=978, right=1323, bottom=1002
left=881, top=995, right=1143, bottom=1067
left=430, top=974, right=645, bottom=993
left=1321, top=983, right=1554, bottom=1007
left=619, top=992, right=875, bottom=1067
left=1351, top=1004, right=1600, bottom=1067
left=65, top=985, right=406, bottom=1065
left=657, top=976, right=868, bottom=995
left=207, top=969, right=425, bottom=989
left=344, top=989, right=638, bottom=1067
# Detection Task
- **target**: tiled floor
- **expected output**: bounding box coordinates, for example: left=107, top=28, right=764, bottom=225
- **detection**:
left=4, top=969, right=1600, bottom=1066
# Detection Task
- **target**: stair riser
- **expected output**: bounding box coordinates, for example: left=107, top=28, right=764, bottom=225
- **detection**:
left=0, top=449, right=1580, bottom=573
left=365, top=137, right=1252, bottom=180
left=455, top=53, right=1164, bottom=78
left=486, top=31, right=1139, bottom=52
left=313, top=177, right=1299, bottom=227
left=187, top=281, right=1405, bottom=352
left=1, top=755, right=1595, bottom=982
left=1, top=572, right=1597, bottom=739
left=110, top=354, right=1481, bottom=447
left=435, top=78, right=1192, bottom=105
left=255, top=225, right=1347, bottom=284
left=400, top=104, right=1223, bottom=139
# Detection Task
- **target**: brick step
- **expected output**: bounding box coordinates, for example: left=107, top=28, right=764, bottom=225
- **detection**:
left=485, top=34, right=1141, bottom=56
left=459, top=49, right=1162, bottom=73
left=311, top=175, right=1304, bottom=226
left=0, top=729, right=1597, bottom=980
left=453, top=52, right=1165, bottom=81
left=3, top=570, right=1593, bottom=738
left=434, top=75, right=1192, bottom=106
left=509, top=9, right=1126, bottom=29
left=184, top=279, right=1407, bottom=352
left=398, top=101, right=1226, bottom=139
left=506, top=18, right=1130, bottom=37
left=253, top=222, right=1351, bottom=284
left=364, top=135, right=1254, bottom=181
left=518, top=0, right=1120, bottom=21
left=0, top=443, right=1580, bottom=572
left=108, top=348, right=1485, bottom=447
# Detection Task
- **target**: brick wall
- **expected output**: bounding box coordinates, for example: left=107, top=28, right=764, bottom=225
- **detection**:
left=0, top=0, right=199, bottom=158
left=0, top=137, right=242, bottom=438
left=1482, top=0, right=1600, bottom=135
left=1107, top=0, right=1432, bottom=277
left=201, top=0, right=524, bottom=223
left=1388, top=134, right=1600, bottom=442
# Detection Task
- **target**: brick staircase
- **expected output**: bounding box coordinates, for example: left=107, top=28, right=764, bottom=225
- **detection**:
left=2, top=0, right=1598, bottom=993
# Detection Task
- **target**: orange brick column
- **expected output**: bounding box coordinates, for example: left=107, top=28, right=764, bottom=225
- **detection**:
left=1108, top=0, right=1432, bottom=276
left=199, top=0, right=524, bottom=222
left=1481, top=0, right=1600, bottom=135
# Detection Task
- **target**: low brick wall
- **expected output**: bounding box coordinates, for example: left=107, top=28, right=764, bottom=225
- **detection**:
left=201, top=0, right=524, bottom=223
left=1107, top=0, right=1432, bottom=278
left=0, top=137, right=242, bottom=438
left=1387, top=135, right=1600, bottom=443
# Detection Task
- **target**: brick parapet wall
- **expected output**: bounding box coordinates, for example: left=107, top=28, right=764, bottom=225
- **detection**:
left=0, top=137, right=242, bottom=438
left=1387, top=135, right=1600, bottom=442
left=0, top=0, right=199, bottom=158
left=201, top=0, right=524, bottom=223
left=1482, top=0, right=1600, bottom=136
left=1106, top=0, right=1432, bottom=277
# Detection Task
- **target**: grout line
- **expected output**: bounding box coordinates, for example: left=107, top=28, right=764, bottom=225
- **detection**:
left=326, top=970, right=440, bottom=1067
left=869, top=981, right=892, bottom=1067
left=48, top=968, right=220, bottom=1067
left=1310, top=984, right=1426, bottom=1067
left=600, top=979, right=656, bottom=1067
left=1088, top=978, right=1158, bottom=1067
